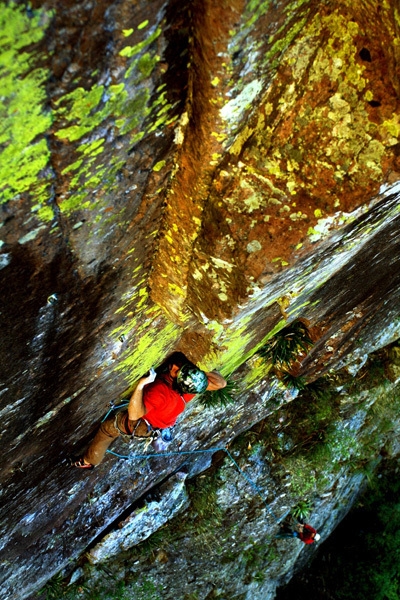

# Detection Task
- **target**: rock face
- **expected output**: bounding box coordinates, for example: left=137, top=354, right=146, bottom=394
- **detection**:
left=0, top=1, right=399, bottom=599
left=88, top=472, right=190, bottom=564
left=39, top=366, right=400, bottom=600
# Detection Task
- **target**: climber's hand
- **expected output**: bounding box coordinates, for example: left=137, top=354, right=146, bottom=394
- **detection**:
left=139, top=367, right=157, bottom=387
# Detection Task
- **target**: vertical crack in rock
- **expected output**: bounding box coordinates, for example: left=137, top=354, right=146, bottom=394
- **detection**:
left=149, top=0, right=244, bottom=323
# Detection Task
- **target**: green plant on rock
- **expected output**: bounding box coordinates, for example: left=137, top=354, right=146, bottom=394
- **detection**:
left=291, top=499, right=312, bottom=521
left=258, top=320, right=313, bottom=371
left=132, top=527, right=173, bottom=560
left=306, top=374, right=338, bottom=403
left=36, top=574, right=71, bottom=600
left=325, top=425, right=361, bottom=465
left=281, top=371, right=307, bottom=391
left=36, top=580, right=56, bottom=600
left=187, top=475, right=224, bottom=536
left=285, top=457, right=318, bottom=497
left=129, top=578, right=163, bottom=600
left=242, top=539, right=272, bottom=584
left=198, top=376, right=239, bottom=409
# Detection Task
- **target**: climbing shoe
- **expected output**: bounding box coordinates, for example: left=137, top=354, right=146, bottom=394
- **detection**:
left=70, top=456, right=94, bottom=470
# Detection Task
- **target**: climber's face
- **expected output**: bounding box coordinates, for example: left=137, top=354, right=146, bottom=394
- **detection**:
left=169, top=364, right=180, bottom=379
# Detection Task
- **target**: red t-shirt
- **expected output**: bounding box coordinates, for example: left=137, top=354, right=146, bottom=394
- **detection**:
left=299, top=524, right=317, bottom=544
left=143, top=376, right=195, bottom=429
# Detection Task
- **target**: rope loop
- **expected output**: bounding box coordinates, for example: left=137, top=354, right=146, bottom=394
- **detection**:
left=106, top=446, right=280, bottom=523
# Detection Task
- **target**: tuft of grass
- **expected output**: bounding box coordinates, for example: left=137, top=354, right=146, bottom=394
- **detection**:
left=36, top=574, right=69, bottom=600
left=199, top=377, right=239, bottom=409
left=285, top=457, right=318, bottom=497
left=306, top=374, right=337, bottom=402
left=187, top=476, right=224, bottom=534
left=258, top=320, right=313, bottom=370
left=281, top=372, right=307, bottom=391
left=292, top=500, right=312, bottom=521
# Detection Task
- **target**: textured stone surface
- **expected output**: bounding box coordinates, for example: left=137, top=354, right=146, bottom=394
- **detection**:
left=58, top=367, right=400, bottom=600
left=0, top=1, right=399, bottom=599
left=89, top=472, right=189, bottom=563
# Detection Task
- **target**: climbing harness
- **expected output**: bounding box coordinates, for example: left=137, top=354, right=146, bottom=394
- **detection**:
left=106, top=446, right=280, bottom=524
left=102, top=401, right=161, bottom=442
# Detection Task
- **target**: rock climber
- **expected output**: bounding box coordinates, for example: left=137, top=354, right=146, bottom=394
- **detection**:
left=295, top=521, right=320, bottom=544
left=276, top=519, right=320, bottom=544
left=72, top=352, right=226, bottom=469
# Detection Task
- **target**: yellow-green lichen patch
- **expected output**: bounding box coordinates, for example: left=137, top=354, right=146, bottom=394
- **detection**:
left=238, top=317, right=289, bottom=387
left=265, top=15, right=309, bottom=70
left=380, top=115, right=400, bottom=146
left=202, top=313, right=267, bottom=379
left=0, top=4, right=53, bottom=206
left=54, top=81, right=150, bottom=215
left=288, top=11, right=388, bottom=186
left=239, top=6, right=398, bottom=221
left=55, top=86, right=107, bottom=142
left=120, top=26, right=161, bottom=62
left=200, top=307, right=288, bottom=387
left=153, top=160, right=166, bottom=172
left=137, top=52, right=160, bottom=78
left=53, top=21, right=171, bottom=219
left=202, top=322, right=254, bottom=378
left=114, top=305, right=181, bottom=386
left=242, top=354, right=273, bottom=388
left=221, top=0, right=302, bottom=144
left=244, top=0, right=271, bottom=29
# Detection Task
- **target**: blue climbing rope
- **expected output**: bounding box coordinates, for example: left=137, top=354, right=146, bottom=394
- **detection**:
left=106, top=446, right=280, bottom=523
left=102, top=402, right=128, bottom=422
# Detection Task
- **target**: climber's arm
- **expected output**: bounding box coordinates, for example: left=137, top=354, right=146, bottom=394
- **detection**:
left=128, top=370, right=156, bottom=420
left=205, top=371, right=227, bottom=391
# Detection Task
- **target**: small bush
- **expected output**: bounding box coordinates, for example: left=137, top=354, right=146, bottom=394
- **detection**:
left=285, top=457, right=318, bottom=497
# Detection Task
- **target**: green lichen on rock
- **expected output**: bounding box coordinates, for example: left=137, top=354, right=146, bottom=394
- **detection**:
left=55, top=86, right=109, bottom=142
left=0, top=3, right=52, bottom=207
left=220, top=2, right=400, bottom=258
left=264, top=2, right=310, bottom=69
left=113, top=304, right=181, bottom=386
left=54, top=21, right=172, bottom=218
left=120, top=26, right=161, bottom=61
left=54, top=83, right=131, bottom=214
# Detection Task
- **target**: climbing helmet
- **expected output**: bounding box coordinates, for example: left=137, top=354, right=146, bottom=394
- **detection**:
left=177, top=364, right=208, bottom=394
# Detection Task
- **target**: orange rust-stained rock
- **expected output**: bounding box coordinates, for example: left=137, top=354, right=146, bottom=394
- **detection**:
left=172, top=1, right=400, bottom=323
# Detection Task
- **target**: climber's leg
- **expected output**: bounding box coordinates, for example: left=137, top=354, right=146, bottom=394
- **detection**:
left=83, top=416, right=121, bottom=466
left=275, top=531, right=298, bottom=539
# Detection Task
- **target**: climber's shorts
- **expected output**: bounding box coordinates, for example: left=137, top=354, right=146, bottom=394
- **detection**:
left=115, top=410, right=154, bottom=439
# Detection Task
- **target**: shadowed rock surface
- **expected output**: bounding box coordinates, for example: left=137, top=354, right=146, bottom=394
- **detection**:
left=0, top=1, right=399, bottom=598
